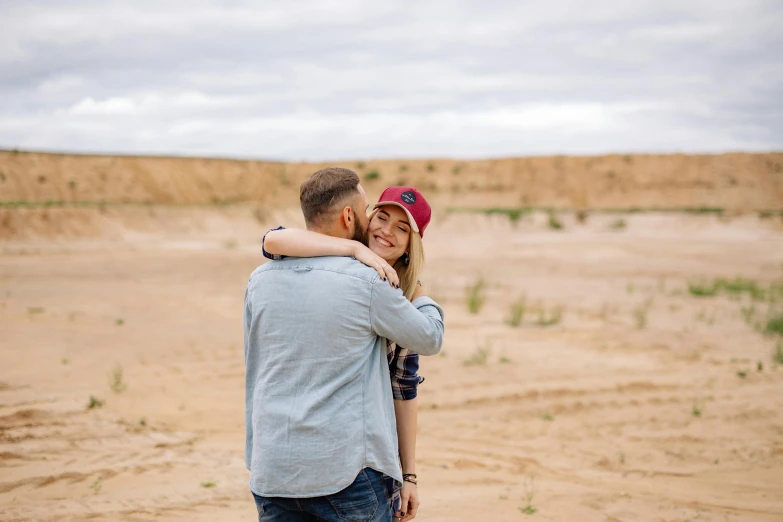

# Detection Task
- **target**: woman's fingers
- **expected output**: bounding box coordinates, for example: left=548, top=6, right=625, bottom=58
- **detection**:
left=353, top=245, right=400, bottom=289
left=400, top=490, right=419, bottom=521
left=383, top=263, right=399, bottom=288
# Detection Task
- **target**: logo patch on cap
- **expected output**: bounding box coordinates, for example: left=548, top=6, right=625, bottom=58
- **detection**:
left=401, top=191, right=417, bottom=205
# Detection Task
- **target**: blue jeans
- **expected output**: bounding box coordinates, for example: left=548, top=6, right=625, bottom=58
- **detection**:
left=252, top=468, right=393, bottom=522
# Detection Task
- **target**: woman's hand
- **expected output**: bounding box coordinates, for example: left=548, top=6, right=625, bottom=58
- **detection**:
left=411, top=280, right=425, bottom=301
left=397, top=481, right=419, bottom=521
left=351, top=243, right=400, bottom=288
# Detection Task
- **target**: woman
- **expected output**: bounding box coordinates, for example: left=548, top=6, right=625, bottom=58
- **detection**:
left=262, top=186, right=432, bottom=522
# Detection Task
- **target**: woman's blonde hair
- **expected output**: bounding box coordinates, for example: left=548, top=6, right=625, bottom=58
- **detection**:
left=370, top=206, right=425, bottom=301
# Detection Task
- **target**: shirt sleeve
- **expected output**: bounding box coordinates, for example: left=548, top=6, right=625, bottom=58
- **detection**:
left=370, top=280, right=444, bottom=356
left=261, top=226, right=286, bottom=260
left=388, top=344, right=424, bottom=401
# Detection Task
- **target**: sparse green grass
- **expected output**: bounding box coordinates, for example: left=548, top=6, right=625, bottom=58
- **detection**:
left=110, top=365, right=126, bottom=393
left=736, top=370, right=747, bottom=378
left=356, top=161, right=366, bottom=170
left=452, top=164, right=463, bottom=174
left=539, top=413, right=553, bottom=421
left=765, top=313, right=783, bottom=336
left=483, top=207, right=527, bottom=226
left=633, top=299, right=652, bottom=329
left=465, top=277, right=486, bottom=314
left=87, top=395, right=105, bottom=410
left=611, top=218, right=627, bottom=230
left=547, top=211, right=563, bottom=230
left=463, top=344, right=490, bottom=366
left=28, top=307, right=45, bottom=314
left=499, top=356, right=512, bottom=364
left=741, top=304, right=756, bottom=324
left=517, top=475, right=537, bottom=515
left=139, top=417, right=147, bottom=427
left=773, top=343, right=783, bottom=365
left=506, top=296, right=526, bottom=327
left=692, top=400, right=702, bottom=417
left=363, top=169, right=380, bottom=181
left=757, top=360, right=763, bottom=372
left=536, top=305, right=563, bottom=327
left=399, top=164, right=408, bottom=172
left=426, top=162, right=436, bottom=172
left=115, top=318, right=124, bottom=326
left=688, top=280, right=719, bottom=297
left=90, top=479, right=102, bottom=494
left=687, top=277, right=775, bottom=301
left=200, top=481, right=217, bottom=488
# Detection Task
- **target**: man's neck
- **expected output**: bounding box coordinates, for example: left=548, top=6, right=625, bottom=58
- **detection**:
left=307, top=223, right=347, bottom=240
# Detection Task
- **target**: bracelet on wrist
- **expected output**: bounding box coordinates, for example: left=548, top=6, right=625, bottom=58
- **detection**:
left=402, top=473, right=418, bottom=485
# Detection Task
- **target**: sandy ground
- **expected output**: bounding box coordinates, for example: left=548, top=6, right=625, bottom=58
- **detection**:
left=2, top=208, right=783, bottom=521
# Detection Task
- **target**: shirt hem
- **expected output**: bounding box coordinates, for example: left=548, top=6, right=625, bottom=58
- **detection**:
left=249, top=465, right=402, bottom=498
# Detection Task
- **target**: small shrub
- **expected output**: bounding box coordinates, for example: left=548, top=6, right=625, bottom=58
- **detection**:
left=464, top=344, right=490, bottom=366
left=773, top=343, right=783, bottom=365
left=28, top=307, right=45, bottom=314
left=426, top=162, right=435, bottom=172
left=356, top=161, right=366, bottom=170
left=611, top=219, right=627, bottom=230
left=68, top=180, right=77, bottom=190
left=692, top=401, right=702, bottom=417
left=87, top=395, right=105, bottom=410
left=363, top=169, right=381, bottom=181
left=506, top=296, right=526, bottom=327
left=633, top=302, right=649, bottom=329
left=451, top=164, right=463, bottom=174
left=399, top=164, right=409, bottom=172
left=115, top=318, right=124, bottom=326
left=539, top=414, right=553, bottom=421
left=465, top=278, right=486, bottom=314
left=518, top=475, right=537, bottom=515
left=139, top=417, right=147, bottom=427
left=110, top=365, right=126, bottom=393
left=736, top=370, right=747, bottom=378
left=547, top=211, right=563, bottom=230
left=687, top=280, right=719, bottom=297
left=764, top=313, right=783, bottom=336
left=499, top=356, right=512, bottom=364
left=200, top=481, right=217, bottom=488
left=536, top=305, right=563, bottom=327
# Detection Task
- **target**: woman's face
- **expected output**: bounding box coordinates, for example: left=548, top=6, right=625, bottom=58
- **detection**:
left=368, top=205, right=412, bottom=264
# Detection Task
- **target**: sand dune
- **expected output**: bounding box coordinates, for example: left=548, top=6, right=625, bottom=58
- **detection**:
left=2, top=150, right=782, bottom=211
left=1, top=151, right=783, bottom=521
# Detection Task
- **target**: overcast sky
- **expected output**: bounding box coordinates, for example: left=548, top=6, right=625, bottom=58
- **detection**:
left=1, top=0, right=781, bottom=160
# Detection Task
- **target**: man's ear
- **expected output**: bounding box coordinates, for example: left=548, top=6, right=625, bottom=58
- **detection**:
left=340, top=206, right=353, bottom=230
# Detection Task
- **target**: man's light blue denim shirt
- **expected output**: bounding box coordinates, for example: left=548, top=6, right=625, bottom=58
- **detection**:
left=244, top=255, right=444, bottom=498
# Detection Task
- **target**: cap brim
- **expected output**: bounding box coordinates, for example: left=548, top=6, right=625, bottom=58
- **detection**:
left=372, top=201, right=420, bottom=234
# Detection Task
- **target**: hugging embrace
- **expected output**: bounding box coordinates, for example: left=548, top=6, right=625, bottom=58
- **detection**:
left=244, top=167, right=445, bottom=521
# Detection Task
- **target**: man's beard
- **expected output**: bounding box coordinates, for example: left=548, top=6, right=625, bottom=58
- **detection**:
left=350, top=208, right=370, bottom=247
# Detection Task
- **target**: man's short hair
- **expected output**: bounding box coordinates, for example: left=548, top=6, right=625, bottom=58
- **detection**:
left=300, top=167, right=361, bottom=227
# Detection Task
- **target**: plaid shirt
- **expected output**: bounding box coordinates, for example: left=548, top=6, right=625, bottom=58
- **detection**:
left=262, top=227, right=424, bottom=401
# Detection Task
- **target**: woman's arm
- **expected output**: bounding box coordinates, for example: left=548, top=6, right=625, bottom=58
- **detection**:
left=395, top=398, right=420, bottom=521
left=264, top=228, right=399, bottom=286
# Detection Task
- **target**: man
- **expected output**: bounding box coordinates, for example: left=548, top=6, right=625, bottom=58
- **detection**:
left=244, top=167, right=444, bottom=521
